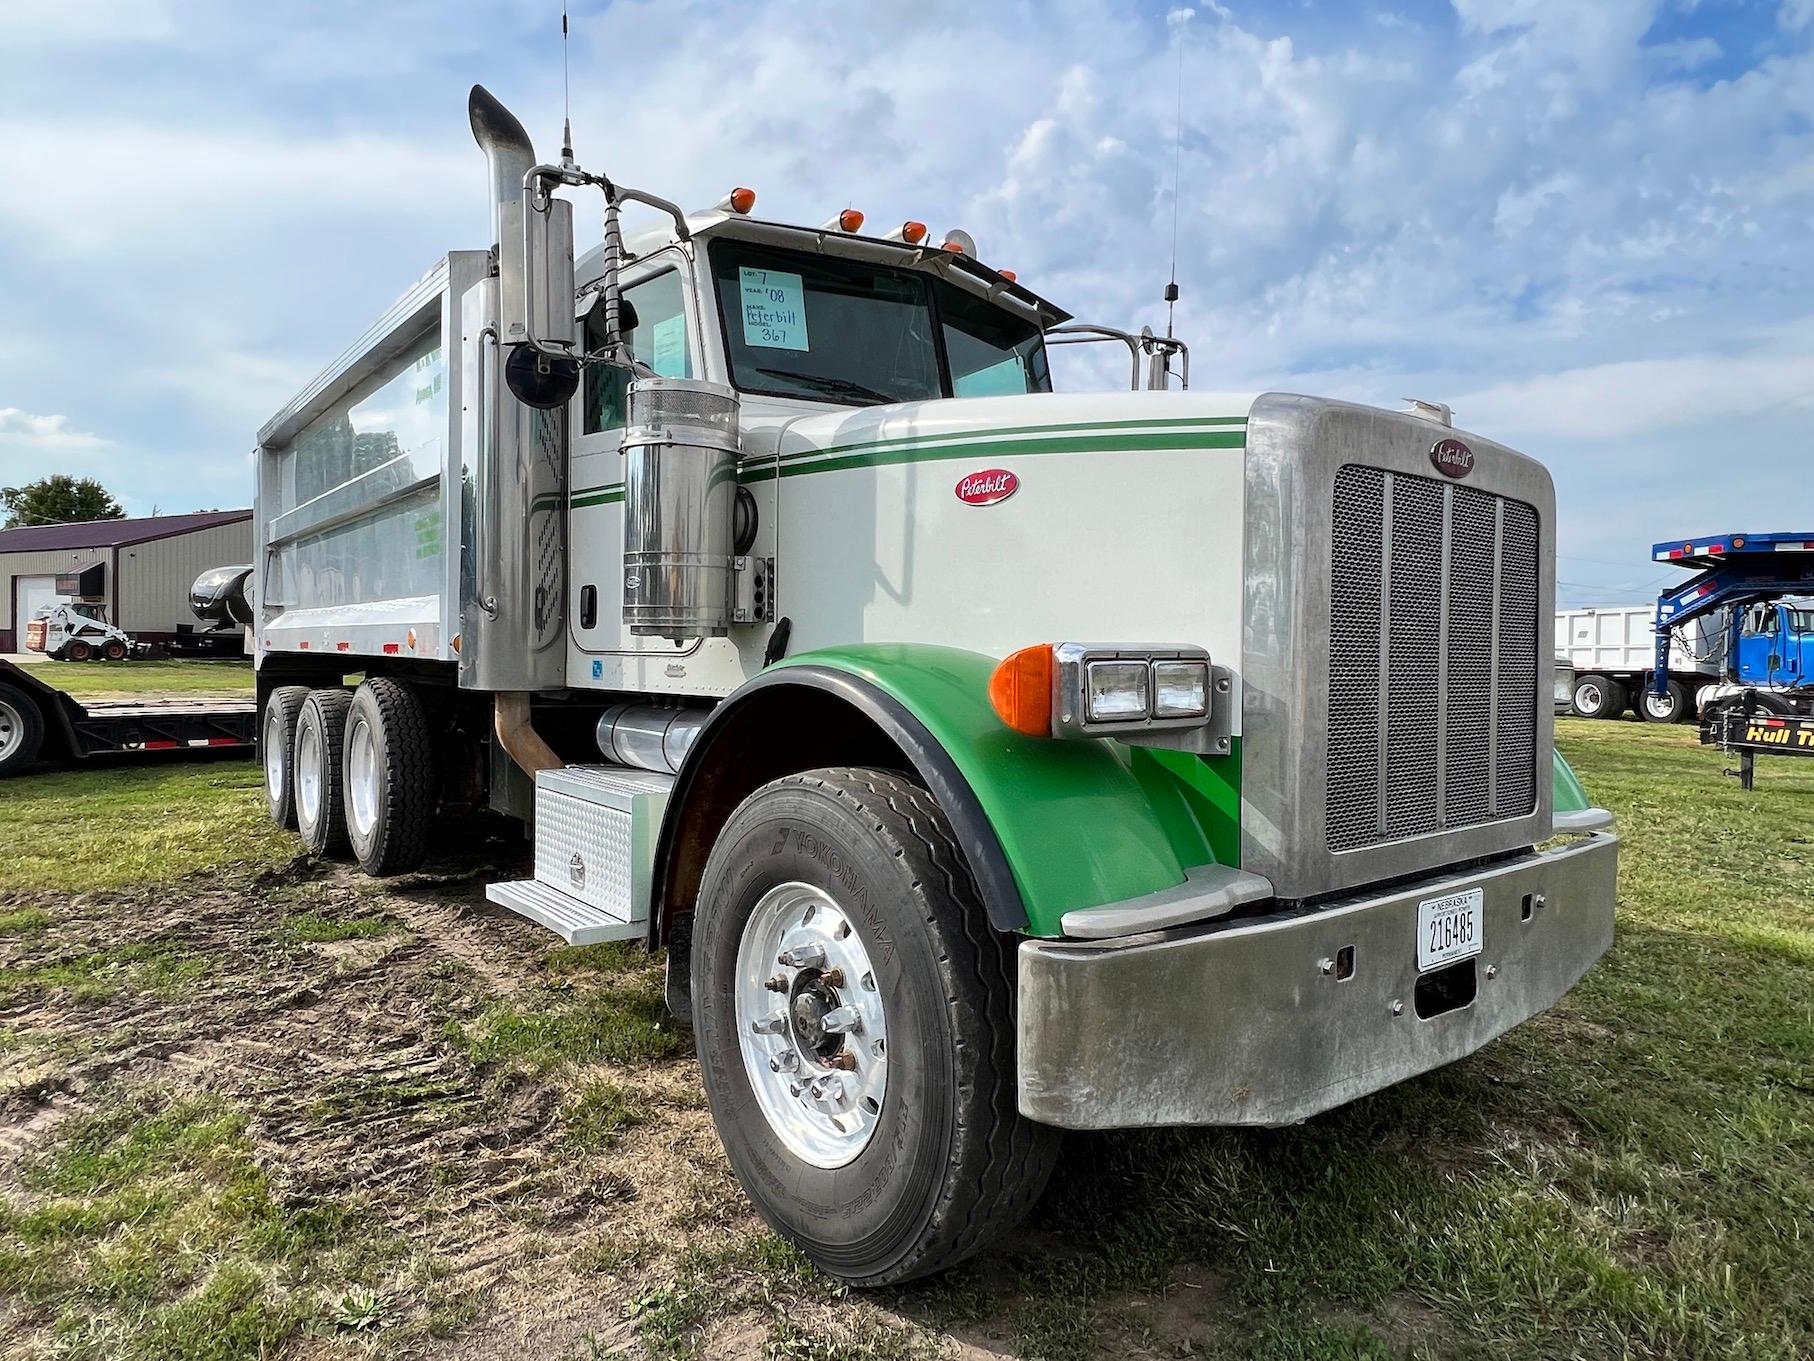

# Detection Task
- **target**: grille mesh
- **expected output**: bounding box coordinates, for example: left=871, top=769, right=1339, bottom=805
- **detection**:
left=1326, top=466, right=1540, bottom=853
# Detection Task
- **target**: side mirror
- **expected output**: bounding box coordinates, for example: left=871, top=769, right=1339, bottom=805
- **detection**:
left=505, top=344, right=581, bottom=410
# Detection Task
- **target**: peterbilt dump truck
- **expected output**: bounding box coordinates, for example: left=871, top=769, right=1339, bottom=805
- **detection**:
left=250, top=86, right=1618, bottom=1285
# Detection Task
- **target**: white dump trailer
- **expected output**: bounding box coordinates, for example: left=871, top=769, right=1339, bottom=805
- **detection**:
left=1556, top=604, right=1724, bottom=721
left=251, top=86, right=1618, bottom=1285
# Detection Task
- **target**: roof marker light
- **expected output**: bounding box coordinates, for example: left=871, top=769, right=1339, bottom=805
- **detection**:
left=883, top=220, right=929, bottom=245
left=999, top=269, right=1018, bottom=282
left=942, top=228, right=976, bottom=255
left=823, top=208, right=866, bottom=232
left=716, top=187, right=757, bottom=214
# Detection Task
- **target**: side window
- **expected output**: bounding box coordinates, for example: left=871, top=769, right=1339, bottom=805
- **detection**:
left=582, top=269, right=694, bottom=434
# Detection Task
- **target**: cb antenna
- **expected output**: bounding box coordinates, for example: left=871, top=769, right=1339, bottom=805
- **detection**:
left=559, top=2, right=576, bottom=170
left=1164, top=18, right=1185, bottom=339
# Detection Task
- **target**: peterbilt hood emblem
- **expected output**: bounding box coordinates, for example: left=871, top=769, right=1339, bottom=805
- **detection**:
left=1429, top=438, right=1475, bottom=479
left=956, top=468, right=1018, bottom=506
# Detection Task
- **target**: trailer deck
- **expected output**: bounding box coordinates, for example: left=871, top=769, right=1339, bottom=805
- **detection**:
left=0, top=659, right=255, bottom=777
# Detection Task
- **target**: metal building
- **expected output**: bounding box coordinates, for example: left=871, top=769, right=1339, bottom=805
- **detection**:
left=0, top=511, right=251, bottom=652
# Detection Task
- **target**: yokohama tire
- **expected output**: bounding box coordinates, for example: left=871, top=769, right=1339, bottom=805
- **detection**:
left=1638, top=679, right=1687, bottom=724
left=692, top=767, right=1059, bottom=1287
left=261, top=686, right=310, bottom=829
left=1571, top=674, right=1626, bottom=720
left=294, top=689, right=353, bottom=857
left=344, top=678, right=436, bottom=877
left=0, top=682, right=45, bottom=779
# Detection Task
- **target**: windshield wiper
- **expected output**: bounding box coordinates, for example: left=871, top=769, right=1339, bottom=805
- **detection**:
left=752, top=369, right=899, bottom=406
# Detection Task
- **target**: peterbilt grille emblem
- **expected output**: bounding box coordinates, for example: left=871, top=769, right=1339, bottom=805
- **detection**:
left=1429, top=438, right=1475, bottom=479
left=568, top=852, right=586, bottom=890
left=956, top=468, right=1018, bottom=506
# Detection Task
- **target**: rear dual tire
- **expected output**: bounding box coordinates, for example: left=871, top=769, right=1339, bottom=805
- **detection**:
left=294, top=689, right=353, bottom=857
left=1571, top=674, right=1626, bottom=720
left=344, top=679, right=436, bottom=877
left=692, top=767, right=1057, bottom=1287
left=261, top=687, right=311, bottom=829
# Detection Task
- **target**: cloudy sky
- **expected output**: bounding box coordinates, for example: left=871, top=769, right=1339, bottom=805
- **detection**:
left=1, top=0, right=1809, bottom=604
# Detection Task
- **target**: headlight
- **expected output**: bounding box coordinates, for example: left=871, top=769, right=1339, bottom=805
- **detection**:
left=1084, top=660, right=1150, bottom=722
left=1152, top=659, right=1211, bottom=718
left=990, top=642, right=1221, bottom=748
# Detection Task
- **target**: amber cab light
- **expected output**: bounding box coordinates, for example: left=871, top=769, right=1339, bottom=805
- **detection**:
left=902, top=220, right=928, bottom=244
left=839, top=207, right=865, bottom=232
left=999, top=269, right=1018, bottom=282
left=989, top=645, right=1054, bottom=737
left=726, top=186, right=757, bottom=214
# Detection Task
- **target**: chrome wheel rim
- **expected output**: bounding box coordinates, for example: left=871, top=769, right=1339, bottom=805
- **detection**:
left=263, top=704, right=288, bottom=802
left=736, top=882, right=888, bottom=1169
left=295, top=714, right=323, bottom=828
left=0, top=698, right=22, bottom=763
left=347, top=716, right=379, bottom=841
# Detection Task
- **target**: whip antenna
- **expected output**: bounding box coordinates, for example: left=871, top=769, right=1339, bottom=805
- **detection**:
left=1165, top=21, right=1185, bottom=339
left=560, top=3, right=575, bottom=169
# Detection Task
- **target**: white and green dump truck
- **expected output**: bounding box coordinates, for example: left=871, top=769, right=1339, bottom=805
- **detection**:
left=252, top=86, right=1619, bottom=1284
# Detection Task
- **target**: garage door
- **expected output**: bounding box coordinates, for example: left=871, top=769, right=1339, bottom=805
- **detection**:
left=14, top=575, right=69, bottom=639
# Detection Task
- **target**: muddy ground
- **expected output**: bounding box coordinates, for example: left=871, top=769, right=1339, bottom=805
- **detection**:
left=0, top=847, right=1261, bottom=1361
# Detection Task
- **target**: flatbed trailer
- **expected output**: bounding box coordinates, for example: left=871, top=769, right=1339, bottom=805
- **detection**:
left=1700, top=700, right=1814, bottom=790
left=0, top=659, right=255, bottom=779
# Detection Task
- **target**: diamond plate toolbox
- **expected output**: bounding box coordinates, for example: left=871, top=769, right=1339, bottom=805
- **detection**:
left=532, top=766, right=675, bottom=924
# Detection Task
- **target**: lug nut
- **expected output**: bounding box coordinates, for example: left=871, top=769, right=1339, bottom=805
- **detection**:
left=827, top=1051, right=857, bottom=1071
left=1318, top=957, right=1335, bottom=976
left=778, top=943, right=826, bottom=969
left=770, top=1051, right=800, bottom=1073
left=820, top=1005, right=862, bottom=1034
left=765, top=973, right=789, bottom=993
left=821, top=966, right=846, bottom=988
left=750, top=1010, right=787, bottom=1036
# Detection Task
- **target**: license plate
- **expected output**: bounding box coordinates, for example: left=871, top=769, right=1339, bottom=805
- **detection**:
left=1417, top=888, right=1483, bottom=971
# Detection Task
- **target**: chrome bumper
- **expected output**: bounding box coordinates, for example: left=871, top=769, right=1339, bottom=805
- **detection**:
left=1017, top=827, right=1618, bottom=1129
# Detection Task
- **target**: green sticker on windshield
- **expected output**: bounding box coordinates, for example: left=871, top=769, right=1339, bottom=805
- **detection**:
left=740, top=267, right=809, bottom=351
left=651, top=314, right=688, bottom=377
left=954, top=355, right=1026, bottom=397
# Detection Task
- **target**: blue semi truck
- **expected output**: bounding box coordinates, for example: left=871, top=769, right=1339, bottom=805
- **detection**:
left=1651, top=532, right=1814, bottom=717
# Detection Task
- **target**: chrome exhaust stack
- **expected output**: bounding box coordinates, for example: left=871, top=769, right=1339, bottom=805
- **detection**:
left=461, top=85, right=571, bottom=700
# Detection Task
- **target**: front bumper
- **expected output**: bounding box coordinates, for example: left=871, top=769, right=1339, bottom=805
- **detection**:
left=1017, top=827, right=1618, bottom=1129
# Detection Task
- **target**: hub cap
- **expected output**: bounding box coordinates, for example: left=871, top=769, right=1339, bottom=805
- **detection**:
left=0, top=698, right=21, bottom=763
left=263, top=704, right=288, bottom=802
left=346, top=716, right=378, bottom=841
left=736, top=882, right=888, bottom=1168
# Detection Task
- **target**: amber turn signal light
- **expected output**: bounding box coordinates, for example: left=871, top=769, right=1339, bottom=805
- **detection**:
left=989, top=645, right=1054, bottom=737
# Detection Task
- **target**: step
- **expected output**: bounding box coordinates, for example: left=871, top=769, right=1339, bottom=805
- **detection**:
left=485, top=878, right=644, bottom=946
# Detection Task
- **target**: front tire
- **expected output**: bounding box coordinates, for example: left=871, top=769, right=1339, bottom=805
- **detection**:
left=65, top=639, right=93, bottom=663
left=294, top=689, right=353, bottom=857
left=261, top=687, right=310, bottom=829
left=1571, top=674, right=1626, bottom=720
left=692, top=767, right=1058, bottom=1287
left=101, top=638, right=128, bottom=662
left=1638, top=678, right=1687, bottom=723
left=344, top=678, right=435, bottom=877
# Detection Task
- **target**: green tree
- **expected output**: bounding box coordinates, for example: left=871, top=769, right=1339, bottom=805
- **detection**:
left=0, top=475, right=126, bottom=529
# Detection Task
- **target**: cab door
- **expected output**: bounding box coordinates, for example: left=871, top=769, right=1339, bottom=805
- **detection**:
left=566, top=253, right=704, bottom=664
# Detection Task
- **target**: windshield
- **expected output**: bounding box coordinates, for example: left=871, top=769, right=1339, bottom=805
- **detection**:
left=709, top=239, right=1050, bottom=406
left=1787, top=608, right=1814, bottom=635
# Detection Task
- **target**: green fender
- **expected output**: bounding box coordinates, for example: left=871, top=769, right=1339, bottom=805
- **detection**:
left=775, top=645, right=1220, bottom=937
left=1553, top=747, right=1592, bottom=813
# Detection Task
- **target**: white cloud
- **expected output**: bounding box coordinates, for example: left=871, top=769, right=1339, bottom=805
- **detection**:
left=0, top=408, right=112, bottom=452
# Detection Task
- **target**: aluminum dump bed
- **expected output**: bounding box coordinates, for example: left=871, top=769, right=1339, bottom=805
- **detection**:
left=253, top=254, right=488, bottom=663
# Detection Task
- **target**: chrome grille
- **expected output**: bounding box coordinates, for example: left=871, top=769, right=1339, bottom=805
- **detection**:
left=1326, top=465, right=1540, bottom=853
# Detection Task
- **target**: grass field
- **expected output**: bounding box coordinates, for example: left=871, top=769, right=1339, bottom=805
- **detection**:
left=0, top=719, right=1808, bottom=1359
left=21, top=658, right=253, bottom=700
